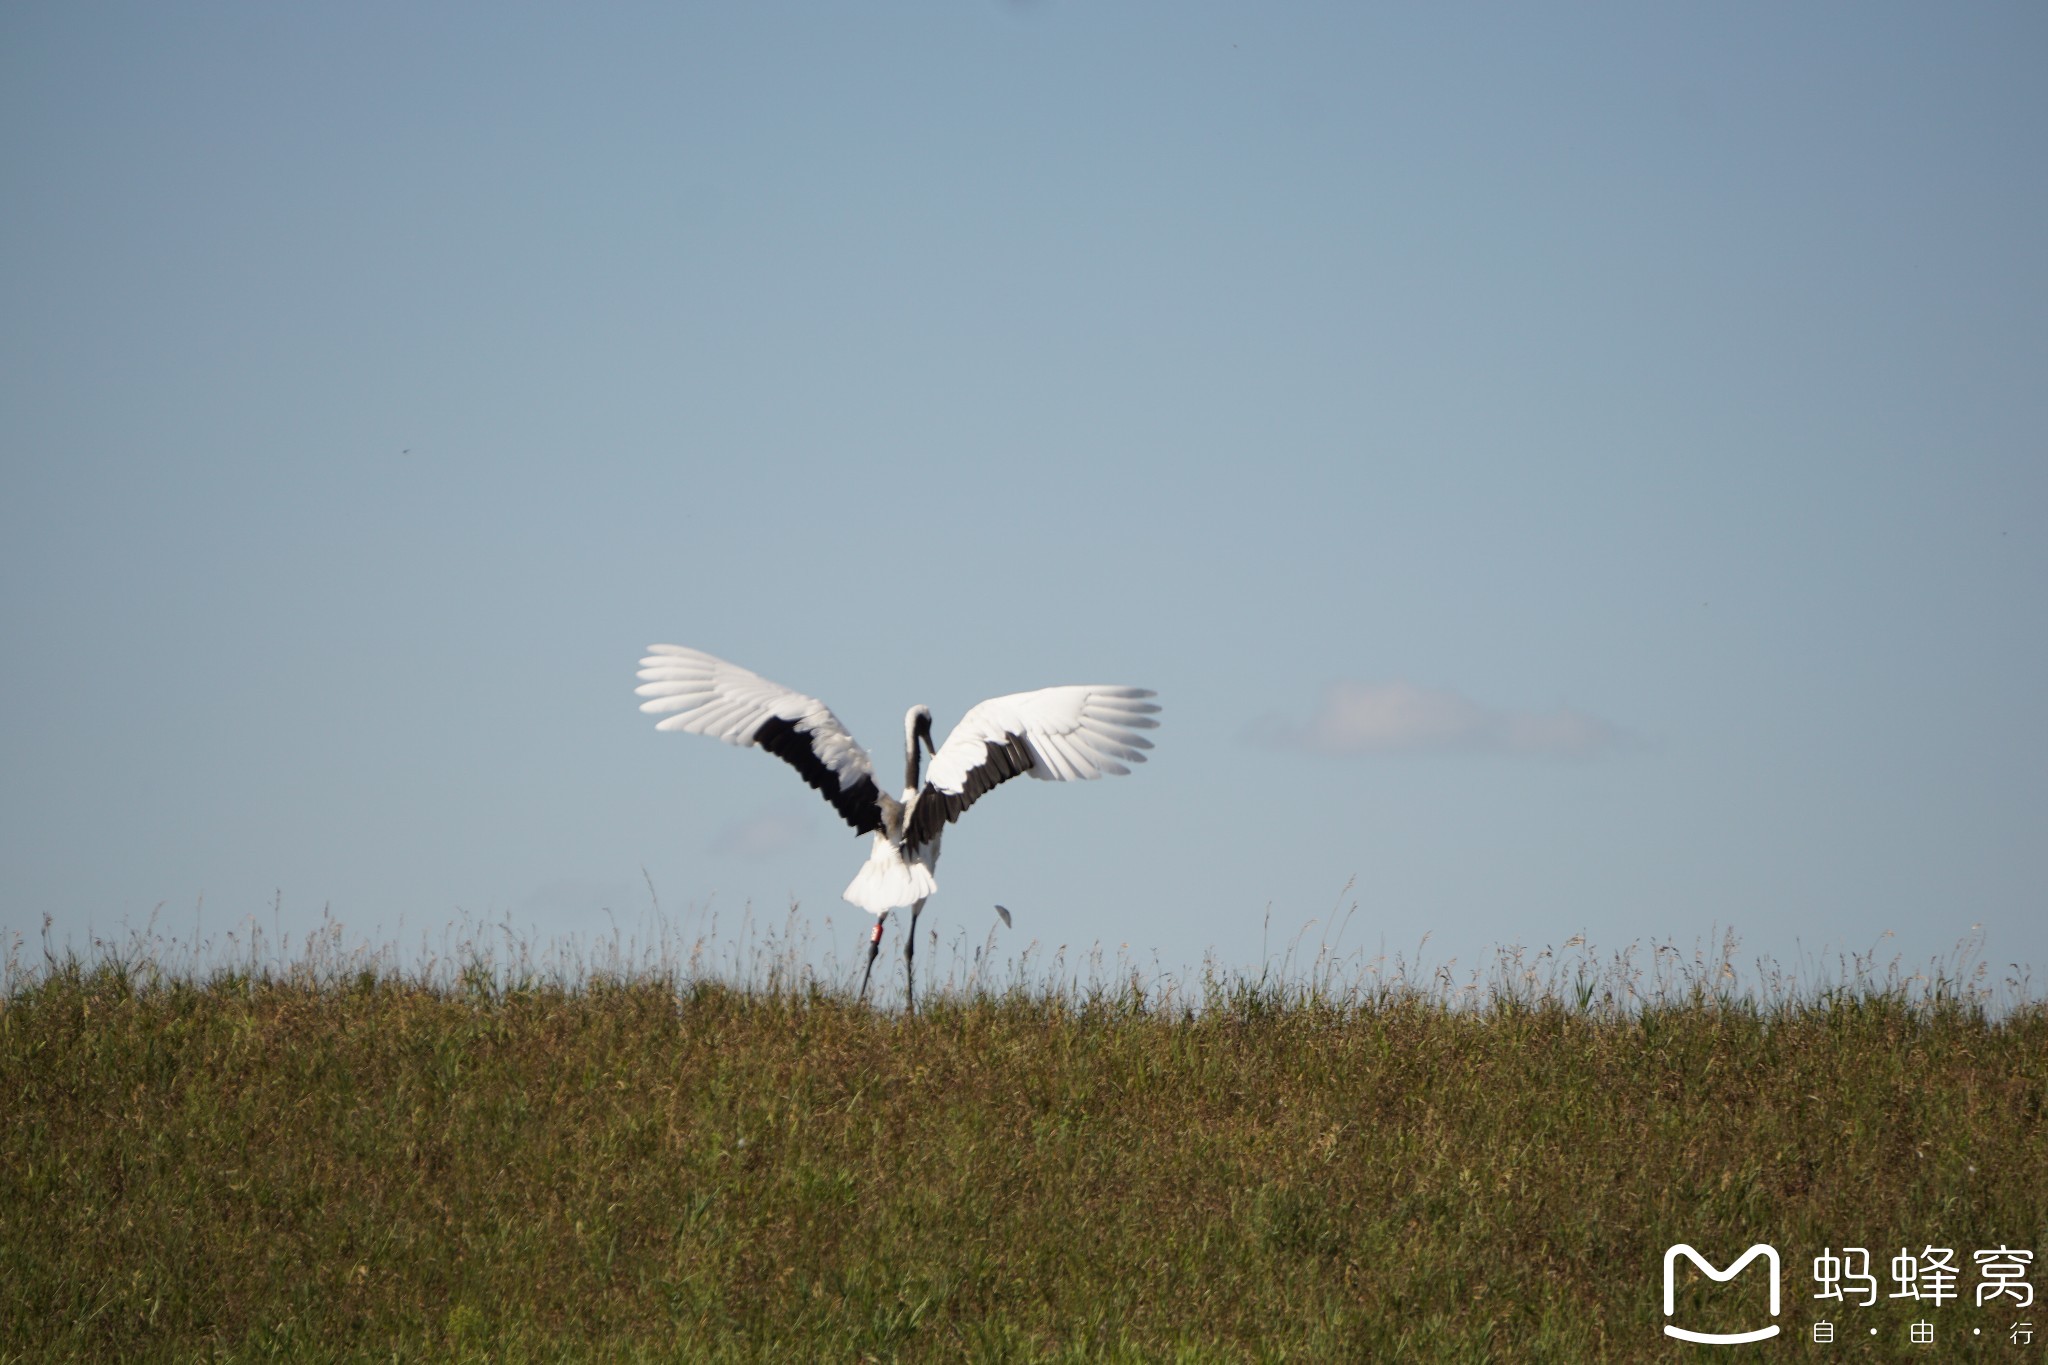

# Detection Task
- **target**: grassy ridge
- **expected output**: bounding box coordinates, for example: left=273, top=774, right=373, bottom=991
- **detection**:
left=2, top=959, right=2044, bottom=1362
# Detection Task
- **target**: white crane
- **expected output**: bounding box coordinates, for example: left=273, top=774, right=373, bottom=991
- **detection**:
left=633, top=644, right=1160, bottom=1008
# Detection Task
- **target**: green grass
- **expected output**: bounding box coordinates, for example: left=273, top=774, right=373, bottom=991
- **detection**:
left=2, top=929, right=2043, bottom=1362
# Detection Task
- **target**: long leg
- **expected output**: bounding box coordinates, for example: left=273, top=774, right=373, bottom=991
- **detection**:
left=904, top=898, right=926, bottom=1015
left=858, top=916, right=885, bottom=1004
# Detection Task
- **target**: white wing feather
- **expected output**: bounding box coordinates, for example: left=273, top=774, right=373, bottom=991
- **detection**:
left=908, top=685, right=1159, bottom=846
left=633, top=645, right=883, bottom=833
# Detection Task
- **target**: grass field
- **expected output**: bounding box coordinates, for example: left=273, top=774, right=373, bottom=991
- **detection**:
left=2, top=921, right=2043, bottom=1362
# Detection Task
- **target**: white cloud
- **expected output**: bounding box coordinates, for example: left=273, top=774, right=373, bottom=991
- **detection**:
left=1259, top=680, right=1623, bottom=759
left=708, top=803, right=816, bottom=858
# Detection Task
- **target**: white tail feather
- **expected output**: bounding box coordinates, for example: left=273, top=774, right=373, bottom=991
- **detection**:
left=842, top=836, right=938, bottom=915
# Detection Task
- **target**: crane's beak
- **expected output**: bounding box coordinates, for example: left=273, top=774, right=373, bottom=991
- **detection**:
left=920, top=728, right=936, bottom=756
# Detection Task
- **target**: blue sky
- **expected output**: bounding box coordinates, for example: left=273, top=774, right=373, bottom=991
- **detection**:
left=4, top=3, right=2044, bottom=992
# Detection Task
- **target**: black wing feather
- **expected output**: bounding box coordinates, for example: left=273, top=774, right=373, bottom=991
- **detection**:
left=905, top=732, right=1035, bottom=850
left=753, top=715, right=884, bottom=836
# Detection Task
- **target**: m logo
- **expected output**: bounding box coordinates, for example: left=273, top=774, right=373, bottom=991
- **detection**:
left=1663, top=1243, right=1782, bottom=1344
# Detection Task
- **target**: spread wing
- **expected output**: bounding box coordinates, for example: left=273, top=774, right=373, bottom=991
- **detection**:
left=905, top=686, right=1159, bottom=850
left=634, top=645, right=886, bottom=836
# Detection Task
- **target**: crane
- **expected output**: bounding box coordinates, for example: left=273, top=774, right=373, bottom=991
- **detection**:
left=633, top=644, right=1159, bottom=1008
